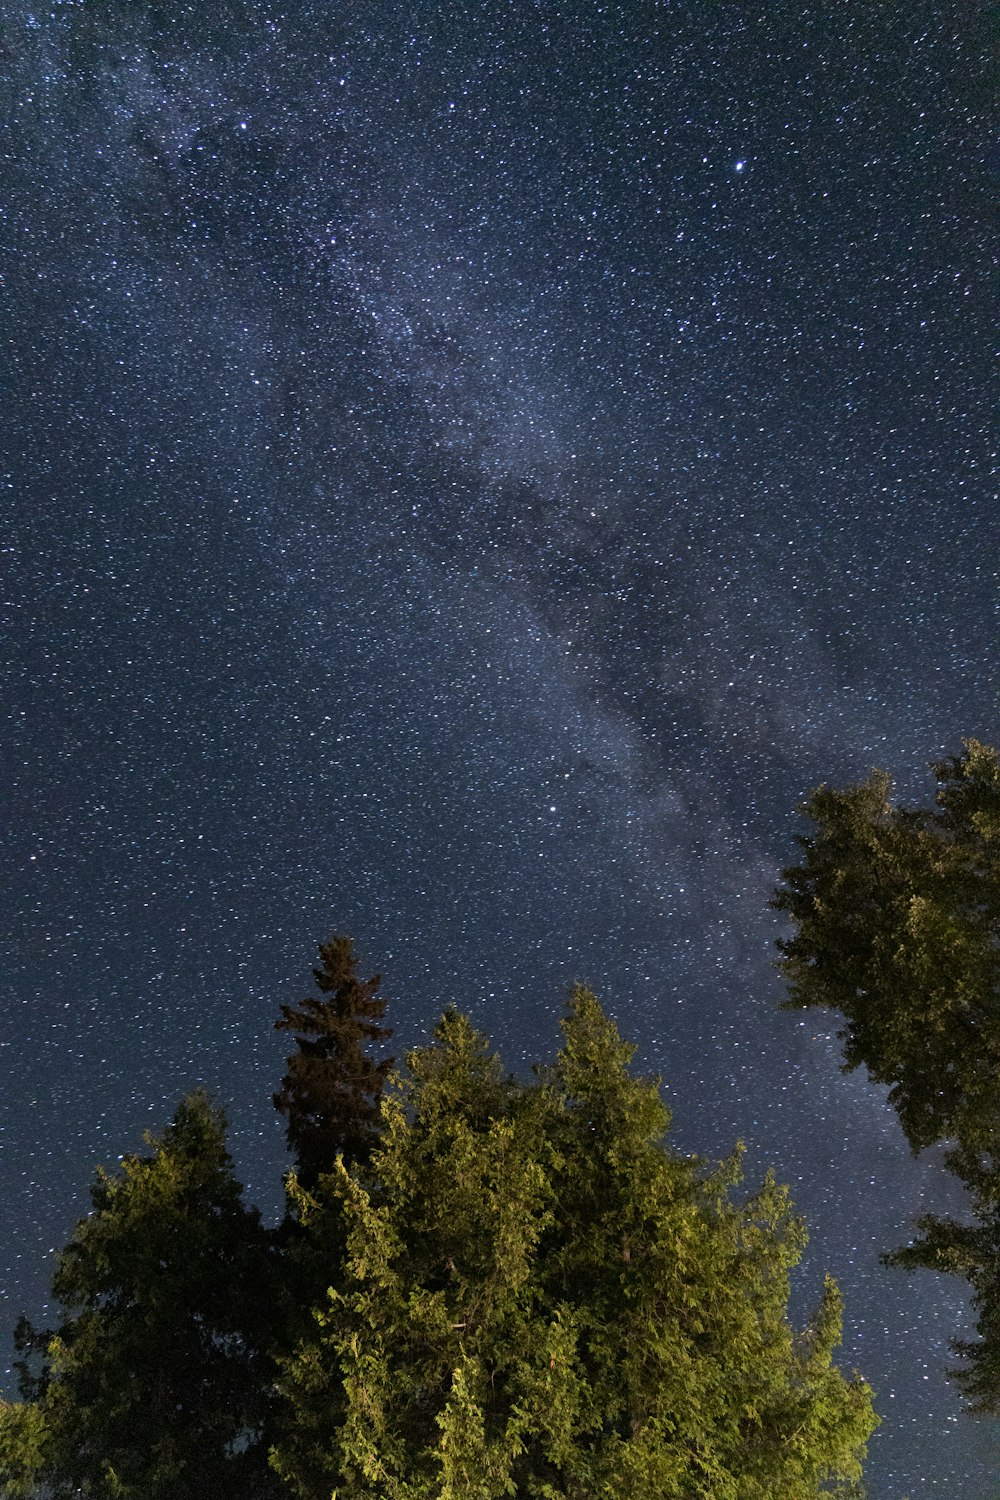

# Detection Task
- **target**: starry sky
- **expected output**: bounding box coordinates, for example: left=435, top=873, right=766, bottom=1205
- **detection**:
left=1, top=1, right=997, bottom=1492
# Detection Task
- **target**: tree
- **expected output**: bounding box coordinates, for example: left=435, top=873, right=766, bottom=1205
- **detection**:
left=772, top=738, right=1000, bottom=1156
left=534, top=989, right=875, bottom=1499
left=274, top=935, right=394, bottom=1192
left=772, top=738, right=1000, bottom=1409
left=271, top=991, right=876, bottom=1498
left=0, top=1092, right=280, bottom=1499
left=882, top=1161, right=1000, bottom=1415
left=271, top=1007, right=546, bottom=1498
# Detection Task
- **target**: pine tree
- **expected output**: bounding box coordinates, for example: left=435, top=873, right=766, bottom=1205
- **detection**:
left=772, top=738, right=1000, bottom=1410
left=0, top=1092, right=280, bottom=1500
left=271, top=992, right=876, bottom=1498
left=534, top=988, right=876, bottom=1499
left=274, top=935, right=394, bottom=1191
left=270, top=1008, right=545, bottom=1497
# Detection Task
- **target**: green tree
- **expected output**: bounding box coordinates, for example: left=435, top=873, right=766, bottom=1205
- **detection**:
left=0, top=1092, right=280, bottom=1500
left=267, top=936, right=397, bottom=1481
left=772, top=737, right=1000, bottom=1409
left=274, top=935, right=394, bottom=1192
left=534, top=989, right=875, bottom=1499
left=271, top=1008, right=546, bottom=1498
left=272, top=991, right=876, bottom=1498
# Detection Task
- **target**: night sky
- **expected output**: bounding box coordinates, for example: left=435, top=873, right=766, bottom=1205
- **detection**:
left=2, top=2, right=997, bottom=1492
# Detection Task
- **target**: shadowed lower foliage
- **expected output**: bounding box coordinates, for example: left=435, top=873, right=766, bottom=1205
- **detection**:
left=0, top=1092, right=281, bottom=1499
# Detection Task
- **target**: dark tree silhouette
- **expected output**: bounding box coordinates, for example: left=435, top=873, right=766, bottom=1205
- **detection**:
left=0, top=1093, right=280, bottom=1499
left=274, top=935, right=394, bottom=1191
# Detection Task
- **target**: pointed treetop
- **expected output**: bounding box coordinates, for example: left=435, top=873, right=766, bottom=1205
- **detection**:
left=274, top=935, right=394, bottom=1191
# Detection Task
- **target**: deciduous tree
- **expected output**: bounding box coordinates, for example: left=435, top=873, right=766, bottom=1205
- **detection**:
left=772, top=738, right=1000, bottom=1410
left=772, top=739, right=1000, bottom=1156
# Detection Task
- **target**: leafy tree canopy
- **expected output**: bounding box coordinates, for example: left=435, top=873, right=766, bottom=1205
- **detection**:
left=773, top=738, right=999, bottom=1156
left=772, top=738, right=1000, bottom=1411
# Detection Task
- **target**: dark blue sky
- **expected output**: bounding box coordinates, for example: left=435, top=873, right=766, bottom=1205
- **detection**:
left=2, top=2, right=996, bottom=1491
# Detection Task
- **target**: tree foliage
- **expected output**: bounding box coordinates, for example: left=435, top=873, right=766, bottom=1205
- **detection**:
left=0, top=1092, right=280, bottom=1499
left=772, top=738, right=1000, bottom=1410
left=274, top=935, right=394, bottom=1192
left=772, top=738, right=1000, bottom=1155
left=0, top=949, right=877, bottom=1497
left=271, top=990, right=876, bottom=1498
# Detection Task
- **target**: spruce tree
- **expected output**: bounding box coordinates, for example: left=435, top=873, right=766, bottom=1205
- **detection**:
left=274, top=935, right=394, bottom=1191
left=0, top=1092, right=279, bottom=1500
left=271, top=992, right=876, bottom=1498
left=534, top=989, right=876, bottom=1499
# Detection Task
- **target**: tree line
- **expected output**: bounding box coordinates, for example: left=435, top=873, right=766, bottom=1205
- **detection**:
left=0, top=737, right=995, bottom=1497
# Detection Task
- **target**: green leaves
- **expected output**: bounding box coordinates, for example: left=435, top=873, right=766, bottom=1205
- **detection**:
left=773, top=739, right=1000, bottom=1410
left=773, top=740, right=1000, bottom=1157
left=0, top=1399, right=49, bottom=1497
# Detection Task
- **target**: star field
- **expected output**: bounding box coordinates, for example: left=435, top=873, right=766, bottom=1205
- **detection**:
left=1, top=2, right=997, bottom=1492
